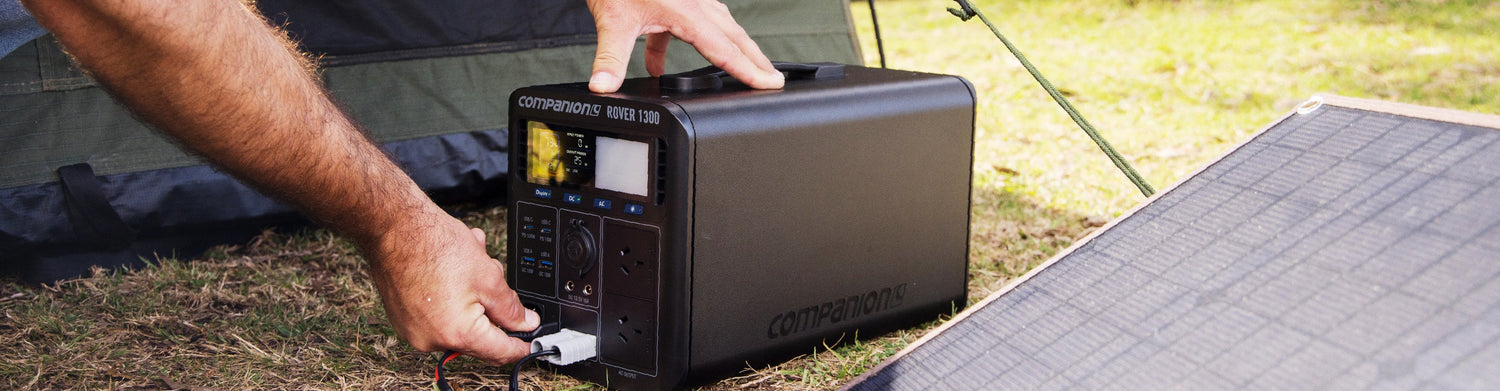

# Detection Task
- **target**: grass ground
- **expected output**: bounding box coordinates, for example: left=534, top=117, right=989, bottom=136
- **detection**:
left=4, top=0, right=1498, bottom=389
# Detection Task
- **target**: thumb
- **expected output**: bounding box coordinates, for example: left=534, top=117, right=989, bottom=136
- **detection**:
left=456, top=314, right=535, bottom=365
left=470, top=228, right=485, bottom=245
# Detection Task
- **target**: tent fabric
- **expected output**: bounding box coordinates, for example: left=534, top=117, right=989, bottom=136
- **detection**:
left=0, top=0, right=862, bottom=281
left=0, top=129, right=510, bottom=281
left=0, top=0, right=862, bottom=189
left=0, top=0, right=45, bottom=58
left=256, top=0, right=597, bottom=64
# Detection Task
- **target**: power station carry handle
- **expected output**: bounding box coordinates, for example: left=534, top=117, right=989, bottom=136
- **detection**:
left=658, top=61, right=846, bottom=91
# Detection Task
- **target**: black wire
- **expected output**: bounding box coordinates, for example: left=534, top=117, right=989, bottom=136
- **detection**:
left=509, top=348, right=561, bottom=391
left=867, top=0, right=887, bottom=68
left=435, top=350, right=461, bottom=391
left=434, top=348, right=559, bottom=391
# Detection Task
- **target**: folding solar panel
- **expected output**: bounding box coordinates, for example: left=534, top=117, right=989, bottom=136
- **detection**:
left=847, top=95, right=1500, bottom=390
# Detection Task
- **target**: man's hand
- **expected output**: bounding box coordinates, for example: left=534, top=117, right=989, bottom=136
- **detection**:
left=365, top=213, right=540, bottom=365
left=585, top=0, right=785, bottom=93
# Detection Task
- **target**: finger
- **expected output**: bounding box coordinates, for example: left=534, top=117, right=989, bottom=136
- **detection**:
left=483, top=292, right=540, bottom=333
left=590, top=18, right=644, bottom=93
left=645, top=32, right=671, bottom=77
left=673, top=5, right=782, bottom=89
left=699, top=0, right=776, bottom=76
left=470, top=228, right=485, bottom=245
left=477, top=261, right=541, bottom=332
left=680, top=26, right=782, bottom=90
left=457, top=318, right=536, bottom=365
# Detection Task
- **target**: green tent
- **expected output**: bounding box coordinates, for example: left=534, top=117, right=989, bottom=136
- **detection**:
left=0, top=0, right=864, bottom=281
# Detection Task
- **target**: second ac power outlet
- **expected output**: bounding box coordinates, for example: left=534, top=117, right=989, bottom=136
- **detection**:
left=601, top=293, right=658, bottom=372
left=599, top=221, right=661, bottom=373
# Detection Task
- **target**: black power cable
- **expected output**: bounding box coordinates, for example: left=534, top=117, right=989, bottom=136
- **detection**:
left=433, top=322, right=564, bottom=391
left=434, top=348, right=561, bottom=391
left=434, top=350, right=462, bottom=391
left=508, top=348, right=562, bottom=391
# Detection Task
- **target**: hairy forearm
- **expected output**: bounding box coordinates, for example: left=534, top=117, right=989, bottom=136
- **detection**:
left=22, top=0, right=438, bottom=253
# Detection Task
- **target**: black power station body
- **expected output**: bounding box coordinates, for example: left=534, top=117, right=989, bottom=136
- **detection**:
left=507, top=64, right=975, bottom=390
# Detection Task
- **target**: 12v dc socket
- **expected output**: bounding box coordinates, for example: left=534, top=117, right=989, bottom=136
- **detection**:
left=562, top=220, right=597, bottom=278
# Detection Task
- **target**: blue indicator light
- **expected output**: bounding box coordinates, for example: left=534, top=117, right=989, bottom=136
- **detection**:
left=625, top=204, right=645, bottom=215
left=593, top=198, right=613, bottom=210
left=564, top=193, right=584, bottom=204
left=533, top=188, right=553, bottom=199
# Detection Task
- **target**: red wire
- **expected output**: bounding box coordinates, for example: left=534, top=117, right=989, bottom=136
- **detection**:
left=436, top=351, right=461, bottom=382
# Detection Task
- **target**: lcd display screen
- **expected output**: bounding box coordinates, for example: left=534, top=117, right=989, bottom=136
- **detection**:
left=526, top=122, right=649, bottom=197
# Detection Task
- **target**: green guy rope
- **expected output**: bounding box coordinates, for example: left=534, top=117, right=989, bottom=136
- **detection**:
left=948, top=0, right=1156, bottom=197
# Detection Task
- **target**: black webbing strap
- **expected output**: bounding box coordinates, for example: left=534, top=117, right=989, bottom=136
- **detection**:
left=57, top=163, right=136, bottom=251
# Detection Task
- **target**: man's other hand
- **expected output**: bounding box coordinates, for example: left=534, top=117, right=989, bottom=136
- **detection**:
left=585, top=0, right=785, bottom=93
left=366, top=213, right=540, bottom=365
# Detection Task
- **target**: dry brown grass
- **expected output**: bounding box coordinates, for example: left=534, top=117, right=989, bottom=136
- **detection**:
left=0, top=193, right=1082, bottom=390
left=1, top=230, right=404, bottom=389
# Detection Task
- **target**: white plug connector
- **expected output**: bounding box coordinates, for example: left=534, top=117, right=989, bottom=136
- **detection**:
left=530, top=328, right=598, bottom=366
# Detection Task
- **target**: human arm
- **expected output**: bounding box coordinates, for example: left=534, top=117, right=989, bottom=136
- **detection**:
left=585, top=0, right=785, bottom=93
left=20, top=0, right=538, bottom=364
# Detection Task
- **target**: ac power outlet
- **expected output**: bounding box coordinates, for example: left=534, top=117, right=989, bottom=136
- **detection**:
left=602, top=221, right=659, bottom=302
left=600, top=293, right=658, bottom=372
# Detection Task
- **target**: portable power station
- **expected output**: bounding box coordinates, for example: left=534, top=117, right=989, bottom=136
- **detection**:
left=506, top=63, right=975, bottom=390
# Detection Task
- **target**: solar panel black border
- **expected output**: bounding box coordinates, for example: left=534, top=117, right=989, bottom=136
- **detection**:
left=845, top=95, right=1500, bottom=391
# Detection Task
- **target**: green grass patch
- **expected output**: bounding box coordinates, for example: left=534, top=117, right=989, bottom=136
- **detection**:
left=3, top=0, right=1497, bottom=389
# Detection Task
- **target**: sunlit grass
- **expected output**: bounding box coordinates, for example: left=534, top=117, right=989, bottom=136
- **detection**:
left=857, top=0, right=1499, bottom=216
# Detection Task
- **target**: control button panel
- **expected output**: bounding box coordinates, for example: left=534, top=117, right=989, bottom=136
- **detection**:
left=526, top=184, right=658, bottom=221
